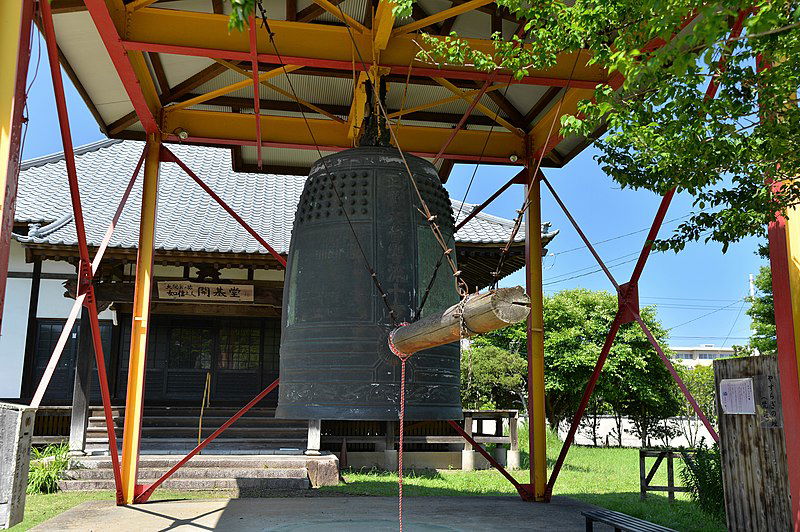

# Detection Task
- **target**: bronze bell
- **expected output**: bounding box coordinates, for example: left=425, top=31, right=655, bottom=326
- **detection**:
left=275, top=146, right=462, bottom=420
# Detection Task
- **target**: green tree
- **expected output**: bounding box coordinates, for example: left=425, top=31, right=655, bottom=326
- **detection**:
left=474, top=289, right=683, bottom=440
left=460, top=345, right=527, bottom=410
left=676, top=365, right=717, bottom=446
left=747, top=265, right=777, bottom=355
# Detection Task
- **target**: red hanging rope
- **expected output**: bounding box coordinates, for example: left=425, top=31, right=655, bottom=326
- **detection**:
left=388, top=323, right=411, bottom=531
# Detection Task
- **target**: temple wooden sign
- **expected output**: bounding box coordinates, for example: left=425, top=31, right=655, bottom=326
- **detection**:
left=156, top=281, right=254, bottom=302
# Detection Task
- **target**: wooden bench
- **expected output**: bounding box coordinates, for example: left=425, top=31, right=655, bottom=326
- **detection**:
left=582, top=509, right=677, bottom=532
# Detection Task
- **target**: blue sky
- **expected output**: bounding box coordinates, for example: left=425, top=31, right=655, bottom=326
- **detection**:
left=20, top=35, right=765, bottom=348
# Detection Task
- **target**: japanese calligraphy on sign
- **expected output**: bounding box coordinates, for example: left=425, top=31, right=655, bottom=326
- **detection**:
left=157, top=281, right=254, bottom=302
left=720, top=378, right=756, bottom=415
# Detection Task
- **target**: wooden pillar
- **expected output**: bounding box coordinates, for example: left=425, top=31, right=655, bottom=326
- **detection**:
left=525, top=167, right=547, bottom=501
left=768, top=203, right=800, bottom=528
left=120, top=132, right=160, bottom=504
left=306, top=419, right=321, bottom=455
left=21, top=258, right=41, bottom=398
left=69, top=307, right=93, bottom=455
left=0, top=0, right=33, bottom=331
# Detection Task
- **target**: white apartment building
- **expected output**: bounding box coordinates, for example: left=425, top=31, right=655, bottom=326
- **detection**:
left=671, top=344, right=736, bottom=369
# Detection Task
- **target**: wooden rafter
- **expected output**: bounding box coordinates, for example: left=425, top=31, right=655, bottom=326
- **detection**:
left=148, top=52, right=171, bottom=100
left=523, top=86, right=561, bottom=129
left=168, top=65, right=302, bottom=112
left=435, top=78, right=524, bottom=136
left=411, top=4, right=444, bottom=34
left=387, top=83, right=511, bottom=120
left=285, top=0, right=296, bottom=21
left=392, top=0, right=494, bottom=37
left=126, top=0, right=159, bottom=12
left=188, top=93, right=498, bottom=126
left=296, top=0, right=344, bottom=22
left=214, top=59, right=345, bottom=123
left=477, top=82, right=527, bottom=129
left=311, top=0, right=368, bottom=33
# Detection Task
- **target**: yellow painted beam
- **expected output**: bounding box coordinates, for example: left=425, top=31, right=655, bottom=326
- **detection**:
left=435, top=78, right=524, bottom=137
left=525, top=167, right=547, bottom=501
left=168, top=65, right=302, bottom=112
left=391, top=0, right=494, bottom=37
left=348, top=72, right=369, bottom=141
left=120, top=132, right=161, bottom=504
left=125, top=9, right=607, bottom=87
left=372, top=0, right=397, bottom=52
left=163, top=108, right=526, bottom=160
left=312, top=0, right=368, bottom=33
left=213, top=59, right=345, bottom=123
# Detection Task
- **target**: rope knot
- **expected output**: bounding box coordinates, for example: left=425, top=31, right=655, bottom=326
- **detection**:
left=388, top=322, right=412, bottom=361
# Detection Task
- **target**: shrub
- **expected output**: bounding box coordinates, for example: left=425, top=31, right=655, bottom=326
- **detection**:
left=27, top=442, right=70, bottom=494
left=681, top=440, right=725, bottom=520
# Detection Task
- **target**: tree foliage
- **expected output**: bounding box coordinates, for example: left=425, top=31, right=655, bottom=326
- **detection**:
left=473, top=289, right=683, bottom=442
left=747, top=265, right=777, bottom=354
left=221, top=1, right=799, bottom=252
left=676, top=364, right=717, bottom=446
left=406, top=0, right=800, bottom=253
left=461, top=345, right=527, bottom=410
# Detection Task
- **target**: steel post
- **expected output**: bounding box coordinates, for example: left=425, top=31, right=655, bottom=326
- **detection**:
left=0, top=0, right=33, bottom=331
left=39, top=0, right=124, bottom=502
left=525, top=165, right=547, bottom=501
left=120, top=132, right=161, bottom=504
left=769, top=210, right=800, bottom=528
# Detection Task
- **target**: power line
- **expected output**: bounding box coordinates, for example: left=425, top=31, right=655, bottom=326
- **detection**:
left=666, top=299, right=746, bottom=331
left=551, top=214, right=691, bottom=256
left=542, top=257, right=638, bottom=286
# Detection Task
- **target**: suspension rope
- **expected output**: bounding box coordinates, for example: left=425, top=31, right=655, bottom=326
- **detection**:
left=255, top=2, right=399, bottom=325
left=336, top=7, right=468, bottom=303
left=387, top=323, right=411, bottom=532
left=490, top=53, right=582, bottom=289
left=418, top=80, right=515, bottom=315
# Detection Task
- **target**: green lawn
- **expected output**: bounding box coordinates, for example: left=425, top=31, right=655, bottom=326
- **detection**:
left=12, top=436, right=724, bottom=531
left=319, top=433, right=725, bottom=532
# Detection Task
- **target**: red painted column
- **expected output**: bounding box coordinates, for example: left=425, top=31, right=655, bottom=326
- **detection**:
left=768, top=214, right=800, bottom=529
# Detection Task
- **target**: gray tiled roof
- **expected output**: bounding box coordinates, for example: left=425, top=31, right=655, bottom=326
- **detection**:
left=14, top=139, right=525, bottom=255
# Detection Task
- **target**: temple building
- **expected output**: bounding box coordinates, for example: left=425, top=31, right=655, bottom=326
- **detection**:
left=1, top=139, right=555, bottom=459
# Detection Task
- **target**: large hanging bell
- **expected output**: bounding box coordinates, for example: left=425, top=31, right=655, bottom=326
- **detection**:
left=275, top=146, right=462, bottom=420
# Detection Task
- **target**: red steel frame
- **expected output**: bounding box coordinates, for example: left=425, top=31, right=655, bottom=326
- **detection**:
left=759, top=49, right=800, bottom=527
left=39, top=0, right=125, bottom=503
left=22, top=0, right=772, bottom=510
left=433, top=77, right=494, bottom=163
left=0, top=0, right=34, bottom=330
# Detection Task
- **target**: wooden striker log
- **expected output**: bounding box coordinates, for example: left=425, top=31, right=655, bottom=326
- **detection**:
left=390, top=286, right=531, bottom=355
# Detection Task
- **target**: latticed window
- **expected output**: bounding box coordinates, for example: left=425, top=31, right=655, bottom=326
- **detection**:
left=263, top=319, right=280, bottom=372
left=168, top=327, right=213, bottom=369
left=218, top=324, right=261, bottom=370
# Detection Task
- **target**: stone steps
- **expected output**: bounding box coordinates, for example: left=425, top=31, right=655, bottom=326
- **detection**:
left=84, top=406, right=309, bottom=455
left=59, top=455, right=339, bottom=492
left=58, top=477, right=309, bottom=492
left=88, top=416, right=306, bottom=428
left=64, top=467, right=307, bottom=481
